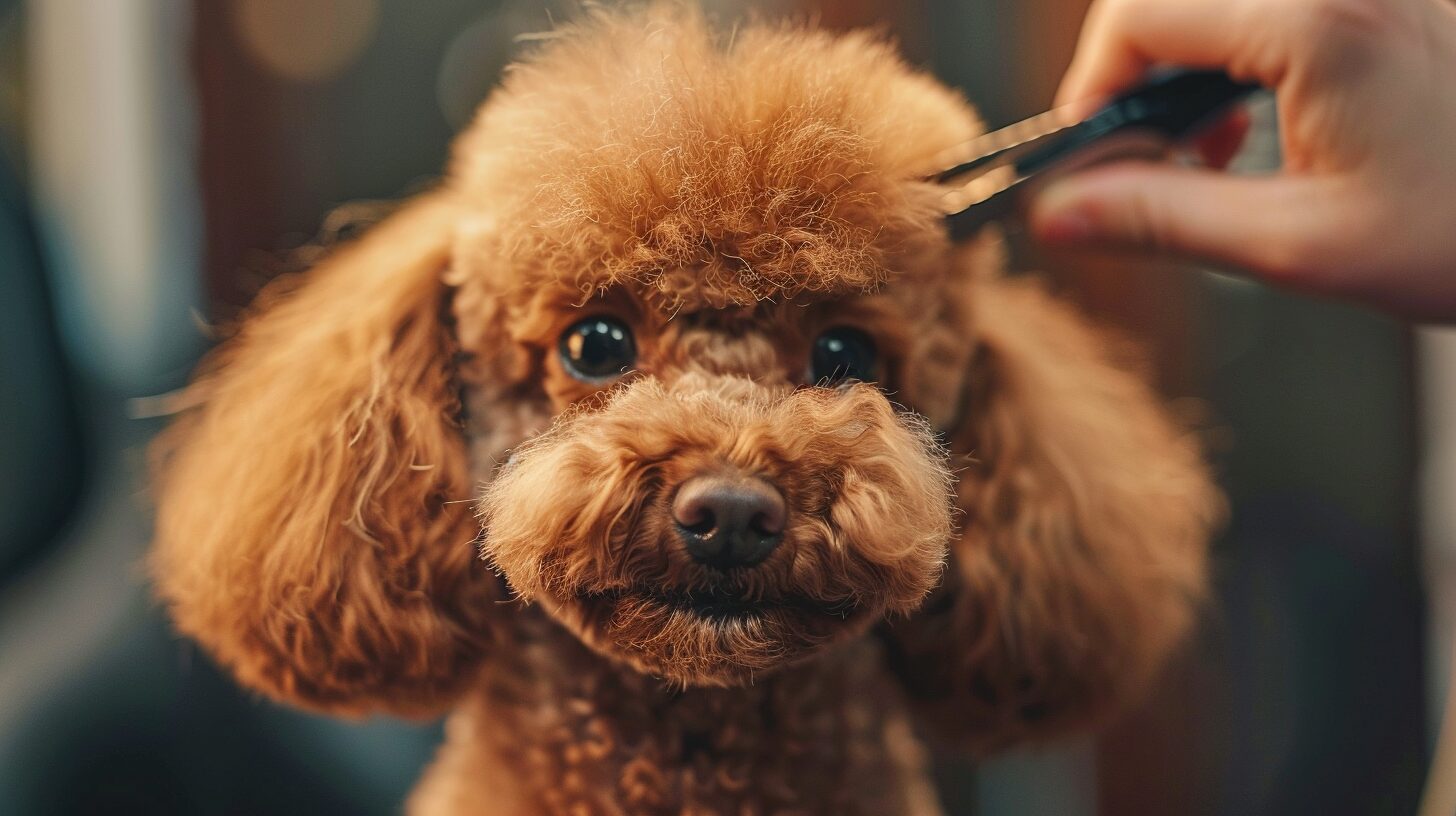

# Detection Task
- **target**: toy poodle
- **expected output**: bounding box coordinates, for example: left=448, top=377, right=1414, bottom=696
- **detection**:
left=151, top=5, right=1219, bottom=814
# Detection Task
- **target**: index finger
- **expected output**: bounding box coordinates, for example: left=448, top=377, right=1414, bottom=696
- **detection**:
left=1055, top=0, right=1277, bottom=108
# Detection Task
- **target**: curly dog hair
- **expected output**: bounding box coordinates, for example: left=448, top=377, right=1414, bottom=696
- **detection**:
left=151, top=5, right=1219, bottom=814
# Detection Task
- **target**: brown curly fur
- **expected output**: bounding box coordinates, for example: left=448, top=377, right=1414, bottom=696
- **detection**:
left=151, top=5, right=1219, bottom=814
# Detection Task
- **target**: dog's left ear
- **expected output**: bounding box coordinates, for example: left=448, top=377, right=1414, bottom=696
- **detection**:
left=151, top=193, right=495, bottom=717
left=898, top=272, right=1220, bottom=748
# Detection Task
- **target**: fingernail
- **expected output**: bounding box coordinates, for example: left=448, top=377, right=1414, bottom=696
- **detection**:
left=1037, top=211, right=1095, bottom=244
left=1031, top=184, right=1096, bottom=244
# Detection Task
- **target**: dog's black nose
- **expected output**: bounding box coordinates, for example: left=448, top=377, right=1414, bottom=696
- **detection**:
left=672, top=475, right=786, bottom=569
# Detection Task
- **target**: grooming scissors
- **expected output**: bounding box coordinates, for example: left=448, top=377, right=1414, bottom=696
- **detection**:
left=932, top=69, right=1262, bottom=240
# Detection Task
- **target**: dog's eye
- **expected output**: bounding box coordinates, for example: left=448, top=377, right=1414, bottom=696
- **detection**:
left=810, top=327, right=877, bottom=384
left=560, top=317, right=636, bottom=382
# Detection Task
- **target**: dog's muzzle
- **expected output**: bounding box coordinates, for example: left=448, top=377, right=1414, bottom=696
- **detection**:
left=478, top=373, right=955, bottom=685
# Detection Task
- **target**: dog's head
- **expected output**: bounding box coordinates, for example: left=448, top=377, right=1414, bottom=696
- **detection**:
left=452, top=9, right=979, bottom=686
left=153, top=5, right=1213, bottom=734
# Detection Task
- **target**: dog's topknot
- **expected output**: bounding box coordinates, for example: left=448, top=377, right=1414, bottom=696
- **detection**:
left=449, top=4, right=983, bottom=310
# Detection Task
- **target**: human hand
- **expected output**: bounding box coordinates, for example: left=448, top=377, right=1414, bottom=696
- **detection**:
left=1030, top=0, right=1456, bottom=320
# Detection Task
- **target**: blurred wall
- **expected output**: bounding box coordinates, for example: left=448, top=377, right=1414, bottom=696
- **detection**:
left=27, top=0, right=203, bottom=394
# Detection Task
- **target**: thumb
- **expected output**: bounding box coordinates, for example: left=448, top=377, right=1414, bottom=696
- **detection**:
left=1028, top=162, right=1319, bottom=278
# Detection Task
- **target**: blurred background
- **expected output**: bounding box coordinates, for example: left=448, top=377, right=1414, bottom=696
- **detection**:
left=0, top=0, right=1449, bottom=813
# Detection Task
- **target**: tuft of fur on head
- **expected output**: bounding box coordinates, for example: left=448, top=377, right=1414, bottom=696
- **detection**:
left=448, top=3, right=981, bottom=314
left=480, top=372, right=954, bottom=687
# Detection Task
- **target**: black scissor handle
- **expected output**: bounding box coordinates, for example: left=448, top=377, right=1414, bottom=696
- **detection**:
left=1016, top=69, right=1262, bottom=176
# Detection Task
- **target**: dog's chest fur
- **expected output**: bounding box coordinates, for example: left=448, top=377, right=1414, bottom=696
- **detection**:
left=408, top=610, right=943, bottom=816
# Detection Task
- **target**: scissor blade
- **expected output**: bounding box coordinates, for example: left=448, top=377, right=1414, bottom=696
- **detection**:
left=931, top=105, right=1083, bottom=182
left=940, top=168, right=1031, bottom=239
left=940, top=127, right=1175, bottom=235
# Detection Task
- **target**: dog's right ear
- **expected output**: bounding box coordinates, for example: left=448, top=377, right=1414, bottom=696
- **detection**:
left=887, top=269, right=1218, bottom=752
left=151, top=193, right=496, bottom=717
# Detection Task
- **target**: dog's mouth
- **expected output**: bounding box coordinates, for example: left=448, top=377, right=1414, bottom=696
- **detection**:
left=582, top=585, right=861, bottom=625
left=654, top=586, right=763, bottom=621
left=556, top=582, right=871, bottom=685
left=645, top=585, right=858, bottom=623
